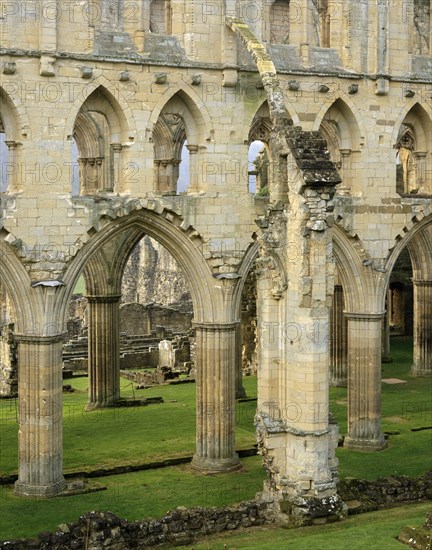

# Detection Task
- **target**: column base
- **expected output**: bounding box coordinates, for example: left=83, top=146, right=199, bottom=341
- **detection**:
left=261, top=488, right=347, bottom=528
left=14, top=478, right=67, bottom=498
left=411, top=365, right=432, bottom=377
left=343, top=435, right=386, bottom=451
left=191, top=453, right=241, bottom=473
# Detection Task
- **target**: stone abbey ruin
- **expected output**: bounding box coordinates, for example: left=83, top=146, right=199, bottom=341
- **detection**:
left=0, top=0, right=431, bottom=527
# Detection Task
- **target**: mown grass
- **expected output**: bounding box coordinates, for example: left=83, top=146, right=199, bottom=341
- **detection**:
left=0, top=336, right=430, bottom=542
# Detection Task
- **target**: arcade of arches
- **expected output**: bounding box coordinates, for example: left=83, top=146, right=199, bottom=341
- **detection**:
left=0, top=0, right=431, bottom=526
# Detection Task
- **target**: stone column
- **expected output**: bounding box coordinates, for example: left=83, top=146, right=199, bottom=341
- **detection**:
left=191, top=322, right=241, bottom=472
left=87, top=295, right=121, bottom=409
left=337, top=149, right=351, bottom=195
left=186, top=144, right=199, bottom=193
left=14, top=334, right=67, bottom=497
left=4, top=140, right=17, bottom=192
left=330, top=285, right=347, bottom=387
left=412, top=280, right=432, bottom=376
left=414, top=151, right=427, bottom=190
left=344, top=312, right=386, bottom=450
left=110, top=143, right=122, bottom=192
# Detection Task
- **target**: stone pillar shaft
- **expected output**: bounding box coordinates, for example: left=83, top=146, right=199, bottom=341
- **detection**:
left=330, top=285, right=347, bottom=386
left=40, top=0, right=58, bottom=52
left=14, top=334, right=66, bottom=497
left=412, top=280, right=432, bottom=376
left=344, top=312, right=386, bottom=450
left=87, top=295, right=121, bottom=408
left=192, top=322, right=241, bottom=472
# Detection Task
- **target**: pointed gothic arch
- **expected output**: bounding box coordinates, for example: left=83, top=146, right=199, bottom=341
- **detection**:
left=72, top=86, right=130, bottom=195
left=315, top=98, right=363, bottom=194
left=0, top=87, right=25, bottom=192
left=152, top=90, right=207, bottom=194
left=393, top=102, right=432, bottom=195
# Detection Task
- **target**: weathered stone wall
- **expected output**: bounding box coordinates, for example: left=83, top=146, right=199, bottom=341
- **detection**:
left=338, top=472, right=432, bottom=514
left=122, top=236, right=192, bottom=309
left=0, top=503, right=268, bottom=549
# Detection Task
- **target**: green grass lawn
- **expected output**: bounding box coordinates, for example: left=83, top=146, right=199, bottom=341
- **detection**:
left=0, top=336, right=431, bottom=542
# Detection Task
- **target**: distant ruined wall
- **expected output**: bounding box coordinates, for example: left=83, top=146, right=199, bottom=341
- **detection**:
left=119, top=303, right=192, bottom=335
left=122, top=236, right=192, bottom=308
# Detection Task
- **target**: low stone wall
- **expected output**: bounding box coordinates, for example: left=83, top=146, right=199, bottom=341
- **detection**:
left=0, top=503, right=268, bottom=549
left=1, top=474, right=431, bottom=548
left=338, top=472, right=432, bottom=514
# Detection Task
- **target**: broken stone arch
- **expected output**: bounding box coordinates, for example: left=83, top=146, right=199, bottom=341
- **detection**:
left=64, top=77, right=136, bottom=142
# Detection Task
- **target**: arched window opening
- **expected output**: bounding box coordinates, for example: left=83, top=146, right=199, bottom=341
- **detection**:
left=153, top=113, right=188, bottom=195
left=410, top=0, right=431, bottom=55
left=320, top=119, right=341, bottom=167
left=311, top=0, right=330, bottom=47
left=73, top=111, right=111, bottom=195
left=150, top=0, right=172, bottom=34
left=395, top=104, right=431, bottom=196
left=177, top=140, right=190, bottom=194
left=73, top=88, right=125, bottom=195
left=396, top=126, right=418, bottom=195
left=249, top=103, right=272, bottom=196
left=0, top=118, right=9, bottom=193
left=318, top=99, right=363, bottom=195
left=270, top=0, right=290, bottom=44
left=394, top=121, right=430, bottom=196
left=248, top=140, right=268, bottom=194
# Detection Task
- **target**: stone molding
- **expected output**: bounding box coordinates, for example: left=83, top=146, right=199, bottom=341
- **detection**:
left=192, top=321, right=240, bottom=332
left=14, top=333, right=67, bottom=344
left=86, top=295, right=122, bottom=304
left=412, top=279, right=432, bottom=286
left=344, top=311, right=385, bottom=321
